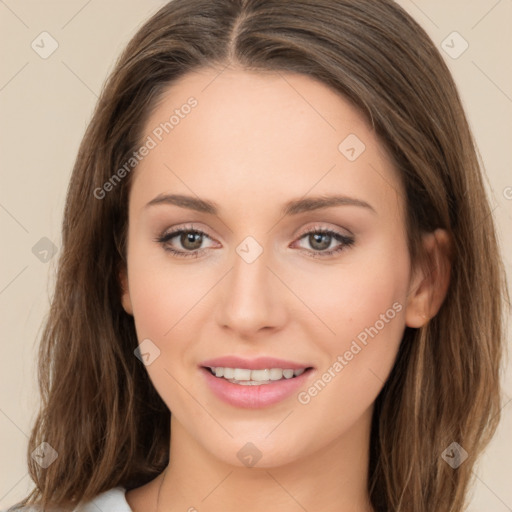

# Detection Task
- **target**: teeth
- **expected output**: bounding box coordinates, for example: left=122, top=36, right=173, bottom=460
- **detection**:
left=223, top=368, right=235, bottom=379
left=269, top=368, right=283, bottom=380
left=209, top=366, right=307, bottom=384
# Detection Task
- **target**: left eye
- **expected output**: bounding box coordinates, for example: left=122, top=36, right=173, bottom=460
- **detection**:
left=293, top=230, right=354, bottom=255
left=156, top=228, right=354, bottom=258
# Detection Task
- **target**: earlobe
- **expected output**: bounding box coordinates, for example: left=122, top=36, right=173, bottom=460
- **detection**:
left=405, top=229, right=452, bottom=328
left=119, top=268, right=134, bottom=315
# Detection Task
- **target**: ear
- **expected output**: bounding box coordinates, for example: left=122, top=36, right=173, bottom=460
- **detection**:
left=405, top=228, right=452, bottom=328
left=119, top=266, right=133, bottom=315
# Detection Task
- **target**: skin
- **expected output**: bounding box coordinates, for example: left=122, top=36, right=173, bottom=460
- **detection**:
left=121, top=66, right=451, bottom=512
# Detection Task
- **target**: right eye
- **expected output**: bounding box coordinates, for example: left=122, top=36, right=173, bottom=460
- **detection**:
left=155, top=227, right=220, bottom=258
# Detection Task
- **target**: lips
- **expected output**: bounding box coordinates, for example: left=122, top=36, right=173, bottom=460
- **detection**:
left=200, top=366, right=314, bottom=408
left=198, top=355, right=315, bottom=408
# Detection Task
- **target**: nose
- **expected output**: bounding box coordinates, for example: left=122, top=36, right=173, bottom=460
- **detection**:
left=215, top=244, right=288, bottom=338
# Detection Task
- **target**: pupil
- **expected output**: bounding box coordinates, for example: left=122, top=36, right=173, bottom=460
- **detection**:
left=309, top=233, right=331, bottom=251
left=181, top=232, right=202, bottom=250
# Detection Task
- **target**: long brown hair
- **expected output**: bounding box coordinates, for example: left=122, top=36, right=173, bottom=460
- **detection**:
left=11, top=1, right=508, bottom=511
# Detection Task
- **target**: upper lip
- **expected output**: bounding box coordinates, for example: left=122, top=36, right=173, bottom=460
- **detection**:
left=200, top=356, right=313, bottom=370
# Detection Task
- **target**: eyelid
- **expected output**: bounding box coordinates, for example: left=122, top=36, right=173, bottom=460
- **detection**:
left=295, top=223, right=354, bottom=238
left=158, top=223, right=217, bottom=241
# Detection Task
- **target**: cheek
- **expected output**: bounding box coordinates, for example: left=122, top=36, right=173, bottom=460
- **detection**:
left=291, top=286, right=406, bottom=440
left=126, top=251, right=211, bottom=412
left=127, top=245, right=216, bottom=341
left=291, top=237, right=409, bottom=406
left=290, top=238, right=409, bottom=343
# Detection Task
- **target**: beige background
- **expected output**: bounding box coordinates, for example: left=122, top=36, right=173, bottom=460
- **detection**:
left=1, top=0, right=511, bottom=510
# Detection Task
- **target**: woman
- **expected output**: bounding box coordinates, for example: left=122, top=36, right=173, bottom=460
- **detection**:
left=8, top=0, right=508, bottom=511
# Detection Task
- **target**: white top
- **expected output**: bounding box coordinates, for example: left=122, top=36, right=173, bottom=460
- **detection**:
left=73, top=487, right=132, bottom=511
left=4, top=487, right=132, bottom=512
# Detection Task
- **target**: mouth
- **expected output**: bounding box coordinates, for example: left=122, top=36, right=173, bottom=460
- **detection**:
left=198, top=355, right=315, bottom=408
left=199, top=364, right=315, bottom=409
left=202, top=366, right=314, bottom=386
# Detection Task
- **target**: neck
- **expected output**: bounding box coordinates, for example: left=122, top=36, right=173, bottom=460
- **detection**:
left=157, top=410, right=375, bottom=512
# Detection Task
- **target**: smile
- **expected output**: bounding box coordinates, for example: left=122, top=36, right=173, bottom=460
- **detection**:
left=200, top=366, right=315, bottom=408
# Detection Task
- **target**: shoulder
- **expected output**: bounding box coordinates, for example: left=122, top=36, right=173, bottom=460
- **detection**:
left=73, top=487, right=132, bottom=512
left=3, top=487, right=132, bottom=512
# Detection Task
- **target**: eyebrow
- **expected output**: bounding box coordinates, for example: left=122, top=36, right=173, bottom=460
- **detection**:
left=145, top=193, right=376, bottom=216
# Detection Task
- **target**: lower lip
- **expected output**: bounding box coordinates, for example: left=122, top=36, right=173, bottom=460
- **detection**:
left=200, top=367, right=314, bottom=409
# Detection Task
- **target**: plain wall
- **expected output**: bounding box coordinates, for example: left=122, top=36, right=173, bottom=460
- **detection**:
left=1, top=0, right=511, bottom=510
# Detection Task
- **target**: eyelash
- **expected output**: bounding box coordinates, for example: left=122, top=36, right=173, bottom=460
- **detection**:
left=154, top=225, right=355, bottom=259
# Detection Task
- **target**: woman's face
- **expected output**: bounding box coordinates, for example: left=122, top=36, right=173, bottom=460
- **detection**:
left=121, top=67, right=423, bottom=468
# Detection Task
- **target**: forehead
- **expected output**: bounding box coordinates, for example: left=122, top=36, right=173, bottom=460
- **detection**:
left=131, top=66, right=403, bottom=219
